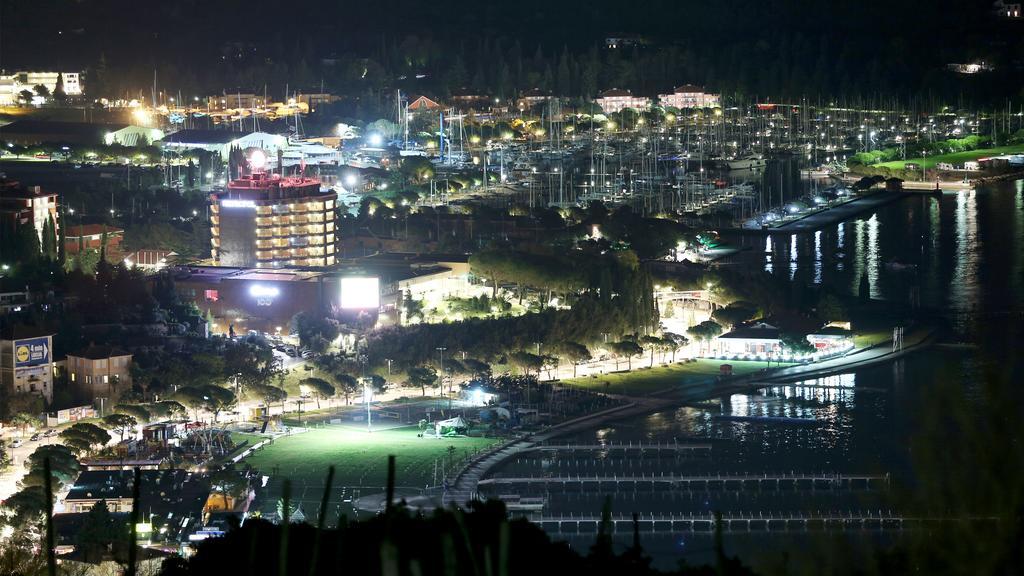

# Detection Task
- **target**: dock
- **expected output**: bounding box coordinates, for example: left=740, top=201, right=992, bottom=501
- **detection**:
left=759, top=192, right=907, bottom=234
left=522, top=442, right=712, bottom=453
left=479, top=472, right=889, bottom=490
left=528, top=510, right=923, bottom=533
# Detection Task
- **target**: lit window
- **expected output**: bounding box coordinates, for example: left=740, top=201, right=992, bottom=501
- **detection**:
left=205, top=289, right=219, bottom=301
left=103, top=375, right=109, bottom=384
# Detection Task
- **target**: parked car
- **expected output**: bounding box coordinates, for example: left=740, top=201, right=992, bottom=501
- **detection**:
left=30, top=433, right=40, bottom=441
left=11, top=439, right=23, bottom=448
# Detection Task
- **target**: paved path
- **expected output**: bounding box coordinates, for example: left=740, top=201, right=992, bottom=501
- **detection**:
left=445, top=325, right=937, bottom=507
left=767, top=192, right=907, bottom=234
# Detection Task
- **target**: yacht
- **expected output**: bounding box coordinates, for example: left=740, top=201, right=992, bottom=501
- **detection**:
left=725, top=154, right=767, bottom=171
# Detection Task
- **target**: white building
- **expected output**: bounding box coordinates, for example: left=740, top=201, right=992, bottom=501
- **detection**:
left=595, top=89, right=651, bottom=114
left=159, top=129, right=288, bottom=160
left=104, top=125, right=166, bottom=147
left=0, top=71, right=82, bottom=105
left=658, top=85, right=721, bottom=109
left=714, top=322, right=782, bottom=357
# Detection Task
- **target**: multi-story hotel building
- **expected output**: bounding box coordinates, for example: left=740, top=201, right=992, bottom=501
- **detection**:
left=657, top=85, right=721, bottom=109
left=210, top=172, right=337, bottom=268
left=595, top=89, right=651, bottom=114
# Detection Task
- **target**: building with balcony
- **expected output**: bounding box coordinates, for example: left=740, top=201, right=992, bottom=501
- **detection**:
left=595, top=89, right=651, bottom=114
left=210, top=172, right=337, bottom=268
left=0, top=178, right=58, bottom=248
left=657, top=85, right=721, bottom=109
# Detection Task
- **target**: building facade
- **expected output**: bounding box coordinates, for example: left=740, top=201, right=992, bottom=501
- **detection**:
left=657, top=85, right=721, bottom=109
left=66, top=346, right=133, bottom=402
left=0, top=71, right=82, bottom=105
left=0, top=179, right=59, bottom=247
left=64, top=224, right=123, bottom=256
left=210, top=172, right=337, bottom=268
left=595, top=89, right=651, bottom=114
left=0, top=329, right=55, bottom=403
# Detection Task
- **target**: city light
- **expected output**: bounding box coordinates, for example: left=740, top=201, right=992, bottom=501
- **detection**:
left=249, top=285, right=280, bottom=298
left=340, top=277, right=380, bottom=309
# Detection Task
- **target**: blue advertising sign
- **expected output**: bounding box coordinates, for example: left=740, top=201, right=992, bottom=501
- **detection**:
left=14, top=337, right=50, bottom=367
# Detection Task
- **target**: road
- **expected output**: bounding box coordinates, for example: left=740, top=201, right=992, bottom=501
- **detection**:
left=0, top=433, right=62, bottom=502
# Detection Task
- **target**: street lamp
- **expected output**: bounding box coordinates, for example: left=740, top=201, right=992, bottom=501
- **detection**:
left=363, top=384, right=373, bottom=433
left=436, top=347, right=448, bottom=406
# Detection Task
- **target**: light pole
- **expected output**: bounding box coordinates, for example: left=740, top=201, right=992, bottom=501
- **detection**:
left=364, top=384, right=373, bottom=433
left=384, top=358, right=392, bottom=376
left=436, top=347, right=447, bottom=405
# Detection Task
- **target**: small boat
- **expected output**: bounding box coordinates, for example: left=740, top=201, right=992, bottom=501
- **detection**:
left=885, top=259, right=917, bottom=271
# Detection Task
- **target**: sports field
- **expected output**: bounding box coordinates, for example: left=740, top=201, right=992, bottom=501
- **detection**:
left=239, top=425, right=501, bottom=521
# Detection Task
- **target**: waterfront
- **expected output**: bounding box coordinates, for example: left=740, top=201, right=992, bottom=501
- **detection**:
left=481, top=178, right=1024, bottom=569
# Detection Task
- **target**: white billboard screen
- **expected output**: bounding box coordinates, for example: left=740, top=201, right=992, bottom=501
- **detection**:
left=340, top=277, right=380, bottom=309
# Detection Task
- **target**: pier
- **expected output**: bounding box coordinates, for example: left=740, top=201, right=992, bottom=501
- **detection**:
left=522, top=442, right=712, bottom=454
left=529, top=510, right=916, bottom=533
left=479, top=472, right=889, bottom=490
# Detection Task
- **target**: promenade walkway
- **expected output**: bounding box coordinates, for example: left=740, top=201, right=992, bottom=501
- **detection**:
left=445, top=325, right=938, bottom=507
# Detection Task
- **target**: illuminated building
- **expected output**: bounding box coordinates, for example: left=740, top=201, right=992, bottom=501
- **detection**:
left=657, top=85, right=721, bottom=109
left=210, top=167, right=337, bottom=268
left=0, top=179, right=58, bottom=246
left=595, top=88, right=650, bottom=114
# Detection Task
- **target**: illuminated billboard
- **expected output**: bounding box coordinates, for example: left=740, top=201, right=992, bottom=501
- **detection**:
left=14, top=337, right=50, bottom=368
left=340, top=277, right=380, bottom=309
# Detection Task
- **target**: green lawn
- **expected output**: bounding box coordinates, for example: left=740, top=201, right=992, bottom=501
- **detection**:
left=875, top=144, right=1024, bottom=170
left=239, top=425, right=500, bottom=490
left=561, top=359, right=780, bottom=396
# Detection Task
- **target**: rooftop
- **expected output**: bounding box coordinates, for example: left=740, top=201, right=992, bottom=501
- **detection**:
left=719, top=322, right=782, bottom=340
left=65, top=224, right=123, bottom=238
left=69, top=344, right=131, bottom=360
left=598, top=88, right=634, bottom=98
left=160, top=129, right=253, bottom=145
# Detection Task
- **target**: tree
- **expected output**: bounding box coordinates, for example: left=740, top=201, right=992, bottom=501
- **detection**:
left=76, top=500, right=125, bottom=564
left=22, top=440, right=79, bottom=485
left=210, top=468, right=248, bottom=512
left=59, top=422, right=111, bottom=454
left=301, top=377, right=335, bottom=409
left=173, top=385, right=236, bottom=423
left=508, top=351, right=544, bottom=377
left=687, top=321, right=723, bottom=354
left=332, top=374, right=360, bottom=405
left=558, top=342, right=591, bottom=377
left=17, top=89, right=33, bottom=106
left=52, top=73, right=68, bottom=105
left=113, top=403, right=150, bottom=424
left=781, top=333, right=816, bottom=356
left=407, top=366, right=437, bottom=397
left=639, top=335, right=665, bottom=367
left=33, top=84, right=50, bottom=98
left=0, top=485, right=47, bottom=528
left=461, top=358, right=492, bottom=380
left=662, top=332, right=689, bottom=362
left=610, top=340, right=643, bottom=370
left=711, top=302, right=758, bottom=328
left=289, top=312, right=339, bottom=355
left=102, top=413, right=138, bottom=442
left=253, top=384, right=287, bottom=409
left=8, top=413, right=41, bottom=436
left=816, top=293, right=848, bottom=323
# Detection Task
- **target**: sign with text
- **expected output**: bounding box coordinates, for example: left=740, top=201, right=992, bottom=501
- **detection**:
left=14, top=337, right=50, bottom=367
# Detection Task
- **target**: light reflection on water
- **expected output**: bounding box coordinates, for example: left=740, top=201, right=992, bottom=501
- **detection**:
left=497, top=181, right=1024, bottom=567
